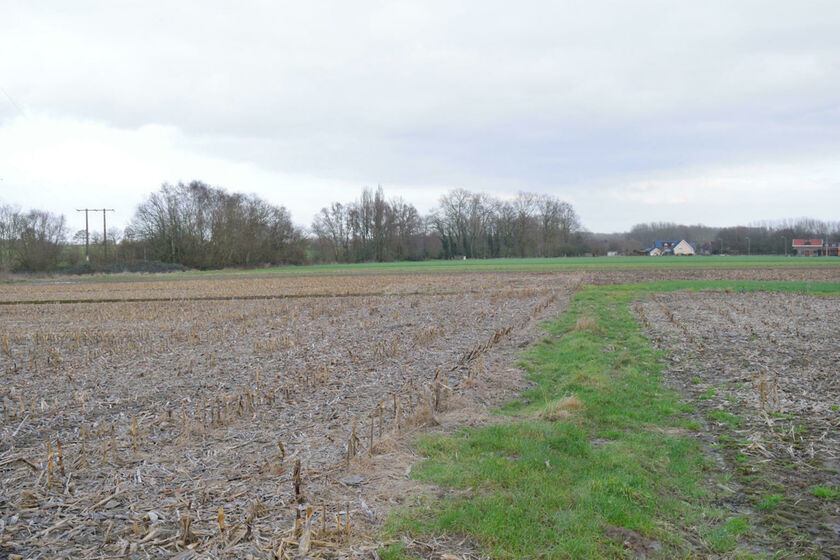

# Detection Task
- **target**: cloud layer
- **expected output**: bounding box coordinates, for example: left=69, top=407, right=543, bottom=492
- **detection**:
left=1, top=1, right=838, bottom=231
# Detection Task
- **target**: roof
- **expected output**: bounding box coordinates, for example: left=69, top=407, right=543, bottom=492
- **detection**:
left=654, top=240, right=696, bottom=251
left=792, top=239, right=824, bottom=247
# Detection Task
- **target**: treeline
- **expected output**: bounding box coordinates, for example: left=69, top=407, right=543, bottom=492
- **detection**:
left=5, top=179, right=839, bottom=273
left=0, top=182, right=585, bottom=272
left=122, top=181, right=306, bottom=268
left=595, top=219, right=840, bottom=255
left=0, top=205, right=68, bottom=272
left=430, top=189, right=582, bottom=259
left=715, top=219, right=840, bottom=255
left=310, top=188, right=430, bottom=262
left=310, top=187, right=583, bottom=262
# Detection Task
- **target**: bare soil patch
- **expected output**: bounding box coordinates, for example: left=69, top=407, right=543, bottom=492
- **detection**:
left=0, top=272, right=576, bottom=558
left=585, top=266, right=840, bottom=285
left=637, top=291, right=840, bottom=558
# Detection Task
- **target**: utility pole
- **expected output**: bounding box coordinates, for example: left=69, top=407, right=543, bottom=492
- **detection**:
left=76, top=208, right=114, bottom=263
left=103, top=209, right=113, bottom=262
left=746, top=236, right=750, bottom=257
left=76, top=209, right=91, bottom=262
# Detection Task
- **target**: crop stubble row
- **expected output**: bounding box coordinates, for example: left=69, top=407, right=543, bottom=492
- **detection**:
left=0, top=272, right=577, bottom=558
left=637, top=291, right=840, bottom=556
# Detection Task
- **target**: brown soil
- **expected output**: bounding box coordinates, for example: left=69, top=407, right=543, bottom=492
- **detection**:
left=0, top=272, right=576, bottom=559
left=2, top=269, right=838, bottom=559
left=637, top=291, right=840, bottom=559
left=584, top=266, right=840, bottom=285
left=3, top=264, right=839, bottom=304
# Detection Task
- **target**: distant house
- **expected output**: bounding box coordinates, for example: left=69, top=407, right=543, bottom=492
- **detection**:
left=647, top=240, right=696, bottom=256
left=672, top=240, right=696, bottom=256
left=792, top=239, right=840, bottom=256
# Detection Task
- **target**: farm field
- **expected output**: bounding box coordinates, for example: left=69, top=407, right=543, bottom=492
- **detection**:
left=1, top=262, right=840, bottom=559
left=638, top=291, right=840, bottom=556
left=382, top=281, right=840, bottom=559
left=0, top=270, right=575, bottom=558
left=157, top=255, right=840, bottom=276
left=5, top=256, right=840, bottom=304
left=255, top=255, right=840, bottom=276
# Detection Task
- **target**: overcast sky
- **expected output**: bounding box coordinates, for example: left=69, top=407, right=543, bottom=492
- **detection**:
left=1, top=1, right=838, bottom=234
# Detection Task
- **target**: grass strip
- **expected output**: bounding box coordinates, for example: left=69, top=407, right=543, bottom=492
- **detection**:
left=382, top=281, right=836, bottom=558
left=16, top=255, right=840, bottom=283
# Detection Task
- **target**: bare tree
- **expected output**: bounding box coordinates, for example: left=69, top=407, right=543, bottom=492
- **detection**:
left=431, top=189, right=581, bottom=258
left=312, top=202, right=351, bottom=262
left=13, top=210, right=67, bottom=271
left=512, top=192, right=539, bottom=257
left=389, top=197, right=422, bottom=260
left=312, top=187, right=425, bottom=263
left=129, top=181, right=304, bottom=268
left=430, top=188, right=480, bottom=258
left=0, top=204, right=21, bottom=272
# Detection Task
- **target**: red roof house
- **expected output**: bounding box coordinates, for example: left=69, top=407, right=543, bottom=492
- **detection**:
left=792, top=239, right=840, bottom=256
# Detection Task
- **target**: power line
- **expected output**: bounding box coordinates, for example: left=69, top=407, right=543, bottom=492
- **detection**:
left=0, top=85, right=25, bottom=116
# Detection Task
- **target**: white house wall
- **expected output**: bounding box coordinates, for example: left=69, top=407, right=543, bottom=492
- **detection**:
left=673, top=240, right=695, bottom=255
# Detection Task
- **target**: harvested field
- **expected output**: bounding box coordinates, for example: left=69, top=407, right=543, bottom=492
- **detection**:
left=585, top=266, right=840, bottom=285
left=638, top=291, right=840, bottom=558
left=0, top=272, right=578, bottom=303
left=0, top=272, right=576, bottom=558
left=3, top=263, right=840, bottom=304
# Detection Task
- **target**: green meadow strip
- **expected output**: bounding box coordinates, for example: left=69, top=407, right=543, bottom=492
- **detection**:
left=243, top=255, right=840, bottom=276
left=382, top=281, right=839, bottom=559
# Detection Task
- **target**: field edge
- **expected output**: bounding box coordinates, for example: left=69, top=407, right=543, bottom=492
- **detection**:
left=378, top=280, right=840, bottom=559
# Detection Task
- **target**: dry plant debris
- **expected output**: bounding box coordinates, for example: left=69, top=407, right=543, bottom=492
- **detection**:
left=3, top=265, right=839, bottom=304
left=0, top=272, right=577, bottom=559
left=638, top=291, right=840, bottom=556
left=585, top=267, right=840, bottom=286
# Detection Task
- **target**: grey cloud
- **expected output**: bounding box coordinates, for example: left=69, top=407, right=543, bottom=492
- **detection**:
left=1, top=0, right=839, bottom=230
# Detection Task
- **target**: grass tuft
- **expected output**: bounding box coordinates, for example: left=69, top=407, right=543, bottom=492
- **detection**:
left=756, top=493, right=784, bottom=511
left=573, top=315, right=600, bottom=333
left=541, top=394, right=585, bottom=421
left=811, top=485, right=839, bottom=500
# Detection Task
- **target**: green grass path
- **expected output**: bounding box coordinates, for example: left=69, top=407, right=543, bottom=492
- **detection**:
left=381, top=281, right=840, bottom=559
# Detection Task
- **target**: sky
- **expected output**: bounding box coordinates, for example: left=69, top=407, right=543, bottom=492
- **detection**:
left=1, top=1, right=839, bottom=234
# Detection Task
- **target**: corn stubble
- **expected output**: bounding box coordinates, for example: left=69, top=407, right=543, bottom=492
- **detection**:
left=636, top=290, right=840, bottom=555
left=0, top=272, right=574, bottom=558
